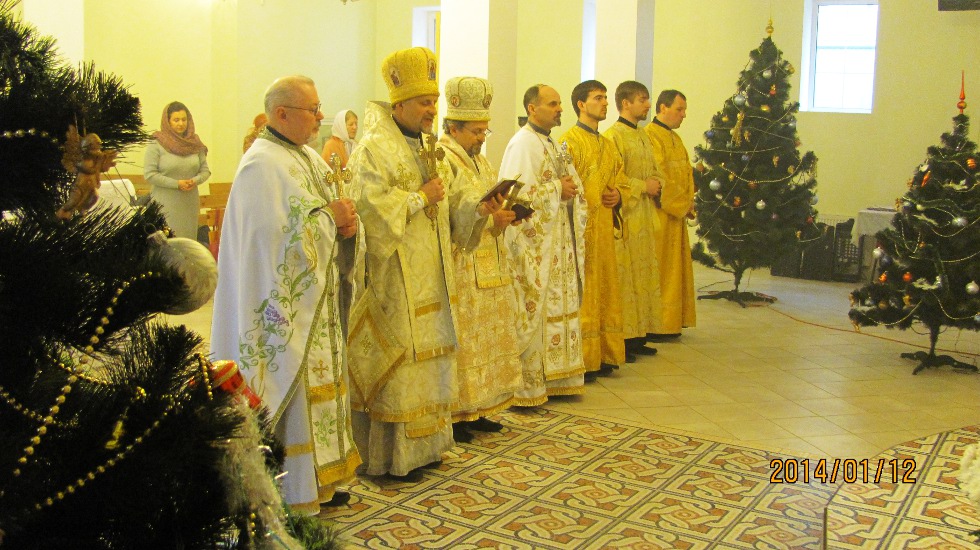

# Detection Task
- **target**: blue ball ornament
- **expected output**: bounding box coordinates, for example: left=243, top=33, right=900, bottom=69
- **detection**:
left=705, top=130, right=715, bottom=139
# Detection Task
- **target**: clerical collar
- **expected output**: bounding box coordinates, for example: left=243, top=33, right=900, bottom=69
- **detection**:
left=617, top=117, right=638, bottom=129
left=267, top=126, right=300, bottom=146
left=652, top=117, right=672, bottom=131
left=392, top=116, right=422, bottom=139
left=527, top=121, right=551, bottom=137
left=575, top=121, right=600, bottom=135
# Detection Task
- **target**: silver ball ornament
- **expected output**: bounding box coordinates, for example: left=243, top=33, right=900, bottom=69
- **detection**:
left=810, top=195, right=818, bottom=205
left=762, top=69, right=773, bottom=79
left=967, top=281, right=980, bottom=295
left=872, top=247, right=884, bottom=259
left=756, top=200, right=766, bottom=210
left=733, top=93, right=747, bottom=107
left=709, top=178, right=722, bottom=191
left=953, top=217, right=968, bottom=227
left=147, top=232, right=218, bottom=315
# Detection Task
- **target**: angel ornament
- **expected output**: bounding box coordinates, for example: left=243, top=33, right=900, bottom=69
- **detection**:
left=56, top=125, right=118, bottom=219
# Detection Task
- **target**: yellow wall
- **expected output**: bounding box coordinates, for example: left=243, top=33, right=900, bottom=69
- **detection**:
left=651, top=0, right=980, bottom=217
left=24, top=0, right=980, bottom=219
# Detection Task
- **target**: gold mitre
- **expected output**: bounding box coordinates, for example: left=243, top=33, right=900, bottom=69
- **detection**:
left=445, top=76, right=493, bottom=121
left=382, top=47, right=439, bottom=105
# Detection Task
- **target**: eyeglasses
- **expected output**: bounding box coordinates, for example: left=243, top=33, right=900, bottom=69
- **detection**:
left=283, top=103, right=322, bottom=116
left=465, top=127, right=492, bottom=138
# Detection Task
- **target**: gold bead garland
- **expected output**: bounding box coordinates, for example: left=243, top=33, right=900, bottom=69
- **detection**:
left=10, top=271, right=154, bottom=481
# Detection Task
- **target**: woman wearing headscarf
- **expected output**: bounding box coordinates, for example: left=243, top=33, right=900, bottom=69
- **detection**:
left=144, top=101, right=210, bottom=238
left=320, top=109, right=358, bottom=168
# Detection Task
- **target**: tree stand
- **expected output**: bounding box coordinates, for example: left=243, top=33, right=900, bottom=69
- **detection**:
left=906, top=324, right=978, bottom=375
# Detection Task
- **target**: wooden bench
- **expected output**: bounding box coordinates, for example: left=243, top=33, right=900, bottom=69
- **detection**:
left=200, top=182, right=231, bottom=254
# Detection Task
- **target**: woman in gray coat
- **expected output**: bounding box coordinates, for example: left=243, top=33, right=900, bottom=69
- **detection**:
left=144, top=101, right=210, bottom=238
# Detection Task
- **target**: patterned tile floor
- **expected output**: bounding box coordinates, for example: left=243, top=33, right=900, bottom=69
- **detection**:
left=171, top=264, right=980, bottom=547
left=825, top=425, right=980, bottom=549
left=321, top=407, right=840, bottom=549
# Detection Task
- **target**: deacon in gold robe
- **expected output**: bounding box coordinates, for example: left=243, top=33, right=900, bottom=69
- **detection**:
left=346, top=48, right=503, bottom=483
left=603, top=81, right=664, bottom=353
left=560, top=80, right=631, bottom=378
left=499, top=84, right=587, bottom=406
left=439, top=76, right=522, bottom=443
left=644, top=90, right=697, bottom=336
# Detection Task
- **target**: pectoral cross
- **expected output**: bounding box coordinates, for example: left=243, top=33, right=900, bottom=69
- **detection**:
left=418, top=134, right=445, bottom=230
left=554, top=142, right=572, bottom=179
left=326, top=153, right=352, bottom=199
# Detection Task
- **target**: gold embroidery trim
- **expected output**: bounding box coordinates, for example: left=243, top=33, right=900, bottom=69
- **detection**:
left=315, top=453, right=361, bottom=486
left=308, top=384, right=338, bottom=405
left=415, top=301, right=443, bottom=317
left=415, top=344, right=455, bottom=362
left=546, top=311, right=579, bottom=323
left=284, top=442, right=314, bottom=456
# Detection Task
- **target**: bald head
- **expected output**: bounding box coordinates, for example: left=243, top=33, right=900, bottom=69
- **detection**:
left=263, top=75, right=324, bottom=145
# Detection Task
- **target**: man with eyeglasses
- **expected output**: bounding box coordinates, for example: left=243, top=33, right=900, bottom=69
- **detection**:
left=211, top=75, right=362, bottom=514
left=346, top=49, right=506, bottom=483
left=497, top=84, right=588, bottom=407
left=560, top=80, right=634, bottom=381
left=437, top=76, right=522, bottom=445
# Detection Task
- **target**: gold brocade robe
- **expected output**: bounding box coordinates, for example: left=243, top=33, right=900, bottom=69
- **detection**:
left=604, top=120, right=664, bottom=338
left=560, top=124, right=630, bottom=370
left=346, top=101, right=487, bottom=476
left=438, top=134, right=522, bottom=421
left=644, top=121, right=697, bottom=333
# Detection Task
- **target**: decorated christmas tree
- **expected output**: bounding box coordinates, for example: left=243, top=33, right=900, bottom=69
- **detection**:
left=849, top=79, right=980, bottom=374
left=0, top=3, right=333, bottom=547
left=692, top=21, right=821, bottom=305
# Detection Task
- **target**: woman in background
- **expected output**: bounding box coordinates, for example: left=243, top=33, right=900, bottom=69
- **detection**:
left=144, top=101, right=210, bottom=238
left=320, top=109, right=358, bottom=168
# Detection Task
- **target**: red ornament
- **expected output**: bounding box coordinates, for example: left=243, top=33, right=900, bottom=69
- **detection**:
left=903, top=272, right=912, bottom=282
left=733, top=196, right=742, bottom=207
left=806, top=215, right=814, bottom=224
left=211, top=360, right=262, bottom=409
left=769, top=84, right=777, bottom=96
left=921, top=171, right=931, bottom=187
left=879, top=273, right=888, bottom=283
left=748, top=181, right=758, bottom=189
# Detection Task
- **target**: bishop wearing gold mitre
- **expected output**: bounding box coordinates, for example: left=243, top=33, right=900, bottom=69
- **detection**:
left=345, top=48, right=504, bottom=483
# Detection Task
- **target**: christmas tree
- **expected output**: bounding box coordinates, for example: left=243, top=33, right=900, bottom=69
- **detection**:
left=0, top=4, right=333, bottom=547
left=848, top=79, right=980, bottom=375
left=692, top=22, right=821, bottom=306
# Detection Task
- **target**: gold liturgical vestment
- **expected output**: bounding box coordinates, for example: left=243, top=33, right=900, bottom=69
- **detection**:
left=438, top=134, right=522, bottom=421
left=645, top=120, right=696, bottom=333
left=560, top=123, right=631, bottom=370
left=604, top=119, right=664, bottom=338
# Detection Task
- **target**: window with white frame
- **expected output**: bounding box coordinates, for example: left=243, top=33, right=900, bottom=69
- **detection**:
left=800, top=0, right=879, bottom=113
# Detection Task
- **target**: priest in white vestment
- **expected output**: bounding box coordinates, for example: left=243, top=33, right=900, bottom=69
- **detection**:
left=346, top=48, right=504, bottom=482
left=439, top=76, right=522, bottom=443
left=211, top=76, right=363, bottom=515
left=498, top=84, right=588, bottom=406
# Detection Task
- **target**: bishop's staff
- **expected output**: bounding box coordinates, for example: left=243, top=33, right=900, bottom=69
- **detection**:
left=326, top=152, right=352, bottom=198
left=418, top=133, right=445, bottom=230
